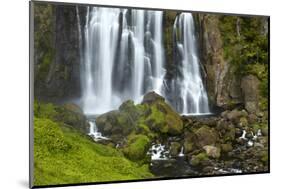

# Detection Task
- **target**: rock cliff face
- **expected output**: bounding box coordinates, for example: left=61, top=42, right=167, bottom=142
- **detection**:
left=241, top=75, right=260, bottom=113
left=196, top=14, right=268, bottom=112
left=197, top=15, right=242, bottom=110
left=34, top=5, right=82, bottom=103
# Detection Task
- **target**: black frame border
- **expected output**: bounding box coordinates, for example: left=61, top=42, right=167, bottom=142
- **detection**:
left=29, top=0, right=270, bottom=188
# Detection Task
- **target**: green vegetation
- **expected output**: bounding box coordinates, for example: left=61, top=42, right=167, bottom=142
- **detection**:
left=219, top=16, right=268, bottom=67
left=137, top=100, right=183, bottom=136
left=33, top=102, right=153, bottom=186
left=34, top=3, right=55, bottom=81
left=123, top=134, right=151, bottom=161
left=190, top=152, right=209, bottom=166
left=34, top=100, right=57, bottom=119
left=219, top=16, right=269, bottom=110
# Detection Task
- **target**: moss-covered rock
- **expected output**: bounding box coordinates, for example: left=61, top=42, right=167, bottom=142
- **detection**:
left=55, top=105, right=89, bottom=133
left=141, top=91, right=165, bottom=105
left=190, top=152, right=209, bottom=166
left=222, top=124, right=236, bottom=142
left=123, top=134, right=151, bottom=161
left=260, top=150, right=268, bottom=165
left=140, top=92, right=183, bottom=135
left=221, top=143, right=233, bottom=153
left=96, top=100, right=143, bottom=139
left=183, top=130, right=196, bottom=153
left=34, top=101, right=89, bottom=133
left=62, top=103, right=84, bottom=114
left=170, top=142, right=181, bottom=157
left=195, top=125, right=217, bottom=147
left=239, top=117, right=248, bottom=127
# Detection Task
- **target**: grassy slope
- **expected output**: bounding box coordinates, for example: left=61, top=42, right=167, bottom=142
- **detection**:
left=33, top=117, right=153, bottom=186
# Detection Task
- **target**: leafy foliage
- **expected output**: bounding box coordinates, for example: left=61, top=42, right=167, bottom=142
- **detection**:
left=219, top=15, right=269, bottom=103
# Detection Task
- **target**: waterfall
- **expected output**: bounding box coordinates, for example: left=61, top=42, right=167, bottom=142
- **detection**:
left=78, top=7, right=165, bottom=115
left=81, top=7, right=121, bottom=115
left=152, top=11, right=165, bottom=94
left=172, top=13, right=210, bottom=115
left=77, top=7, right=209, bottom=115
left=131, top=10, right=145, bottom=101
left=88, top=120, right=108, bottom=141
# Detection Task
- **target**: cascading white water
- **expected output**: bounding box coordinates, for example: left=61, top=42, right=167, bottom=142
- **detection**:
left=131, top=10, right=145, bottom=101
left=77, top=7, right=209, bottom=116
left=130, top=10, right=166, bottom=102
left=81, top=7, right=121, bottom=115
left=152, top=11, right=165, bottom=94
left=172, top=13, right=210, bottom=115
left=78, top=7, right=166, bottom=115
left=88, top=120, right=108, bottom=141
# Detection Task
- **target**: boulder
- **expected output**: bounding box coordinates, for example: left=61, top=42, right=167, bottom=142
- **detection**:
left=142, top=95, right=183, bottom=136
left=63, top=103, right=84, bottom=114
left=190, top=152, right=209, bottom=166
left=55, top=104, right=89, bottom=133
left=239, top=117, right=248, bottom=128
left=226, top=109, right=245, bottom=123
left=142, top=91, right=165, bottom=105
left=195, top=125, right=217, bottom=147
left=221, top=143, right=233, bottom=153
left=170, top=142, right=181, bottom=157
left=123, top=134, right=151, bottom=161
left=183, top=130, right=196, bottom=153
left=95, top=110, right=136, bottom=137
left=96, top=93, right=183, bottom=143
left=203, top=145, right=221, bottom=158
left=248, top=114, right=258, bottom=124
left=221, top=124, right=236, bottom=142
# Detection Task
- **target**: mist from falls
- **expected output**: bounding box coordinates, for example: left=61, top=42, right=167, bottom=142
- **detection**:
left=77, top=7, right=209, bottom=115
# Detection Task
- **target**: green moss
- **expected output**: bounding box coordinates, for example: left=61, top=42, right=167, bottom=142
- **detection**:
left=123, top=134, right=151, bottom=161
left=34, top=101, right=88, bottom=133
left=183, top=141, right=194, bottom=153
left=150, top=105, right=165, bottom=124
left=34, top=118, right=72, bottom=154
left=259, top=97, right=268, bottom=111
left=165, top=113, right=182, bottom=135
left=190, top=152, right=209, bottom=166
left=34, top=101, right=57, bottom=120
left=137, top=123, right=151, bottom=134
left=38, top=51, right=54, bottom=80
left=251, top=122, right=268, bottom=133
left=252, top=124, right=261, bottom=133
left=221, top=143, right=233, bottom=153
left=239, top=117, right=248, bottom=127
left=135, top=103, right=148, bottom=112
left=141, top=101, right=183, bottom=135
left=33, top=117, right=153, bottom=186
left=261, top=151, right=268, bottom=164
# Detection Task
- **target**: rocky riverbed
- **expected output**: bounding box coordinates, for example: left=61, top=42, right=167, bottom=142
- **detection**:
left=88, top=91, right=268, bottom=177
